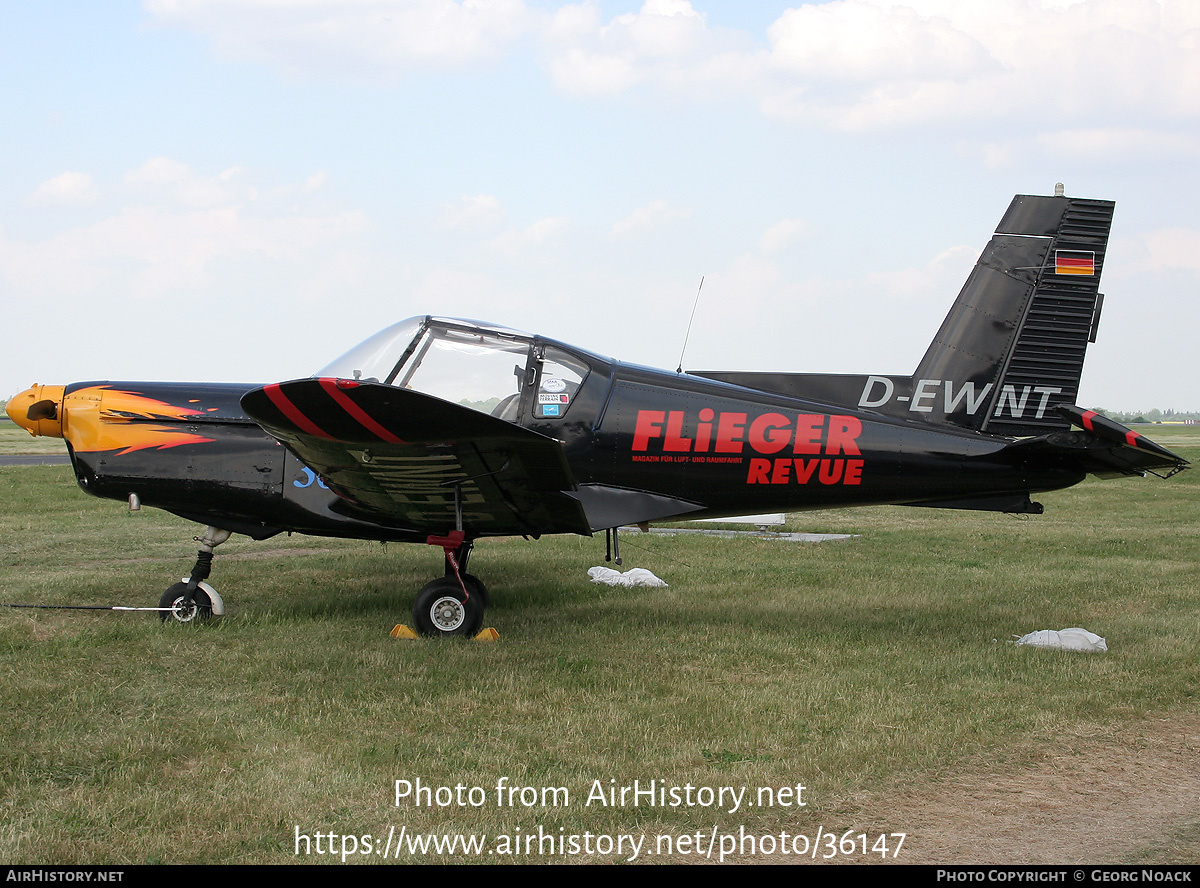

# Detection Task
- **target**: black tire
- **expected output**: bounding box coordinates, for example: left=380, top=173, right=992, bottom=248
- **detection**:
left=159, top=582, right=214, bottom=624
left=412, top=577, right=485, bottom=638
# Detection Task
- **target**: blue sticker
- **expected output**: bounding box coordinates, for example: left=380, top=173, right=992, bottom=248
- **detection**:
left=542, top=404, right=561, bottom=416
left=294, top=466, right=329, bottom=489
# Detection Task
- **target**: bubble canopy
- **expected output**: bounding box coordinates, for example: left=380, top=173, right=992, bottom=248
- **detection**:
left=314, top=316, right=553, bottom=413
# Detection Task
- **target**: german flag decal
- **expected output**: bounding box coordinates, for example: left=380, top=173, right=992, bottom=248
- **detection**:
left=1055, top=250, right=1095, bottom=276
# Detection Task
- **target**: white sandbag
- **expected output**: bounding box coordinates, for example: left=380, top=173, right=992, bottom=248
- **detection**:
left=1014, top=628, right=1108, bottom=652
left=587, top=566, right=668, bottom=587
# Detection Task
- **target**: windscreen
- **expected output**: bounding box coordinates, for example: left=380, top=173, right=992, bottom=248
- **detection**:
left=314, top=317, right=427, bottom=383
left=398, top=326, right=531, bottom=414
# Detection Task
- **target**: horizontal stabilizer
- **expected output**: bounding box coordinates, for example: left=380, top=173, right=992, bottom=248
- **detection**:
left=1008, top=407, right=1188, bottom=478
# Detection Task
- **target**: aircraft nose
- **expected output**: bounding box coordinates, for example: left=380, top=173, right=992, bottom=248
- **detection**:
left=6, top=384, right=66, bottom=438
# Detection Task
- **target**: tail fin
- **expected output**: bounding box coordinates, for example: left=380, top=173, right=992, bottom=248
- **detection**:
left=912, top=193, right=1112, bottom=435
left=693, top=192, right=1113, bottom=437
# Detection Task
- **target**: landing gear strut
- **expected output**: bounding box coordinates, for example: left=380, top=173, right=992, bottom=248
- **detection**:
left=414, top=531, right=487, bottom=637
left=160, top=526, right=230, bottom=624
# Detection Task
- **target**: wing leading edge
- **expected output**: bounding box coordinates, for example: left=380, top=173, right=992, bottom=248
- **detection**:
left=241, top=379, right=591, bottom=537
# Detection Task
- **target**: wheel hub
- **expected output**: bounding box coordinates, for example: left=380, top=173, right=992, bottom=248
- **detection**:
left=429, top=596, right=466, bottom=632
left=169, top=595, right=200, bottom=623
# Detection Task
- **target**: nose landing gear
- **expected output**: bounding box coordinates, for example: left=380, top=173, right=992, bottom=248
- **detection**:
left=160, top=526, right=230, bottom=624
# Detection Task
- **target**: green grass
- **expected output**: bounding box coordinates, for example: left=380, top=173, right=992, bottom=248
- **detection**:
left=0, top=428, right=1197, bottom=864
left=0, top=422, right=64, bottom=455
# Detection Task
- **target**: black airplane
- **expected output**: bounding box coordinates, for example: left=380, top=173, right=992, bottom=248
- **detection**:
left=6, top=192, right=1188, bottom=637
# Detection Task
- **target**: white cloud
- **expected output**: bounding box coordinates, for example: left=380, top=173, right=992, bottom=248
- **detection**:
left=546, top=47, right=642, bottom=97
left=974, top=141, right=1017, bottom=170
left=710, top=253, right=784, bottom=308
left=123, top=157, right=257, bottom=207
left=435, top=194, right=568, bottom=255
left=0, top=205, right=368, bottom=298
left=761, top=0, right=1200, bottom=130
left=543, top=0, right=760, bottom=99
left=0, top=159, right=367, bottom=299
left=123, top=155, right=191, bottom=186
left=487, top=216, right=570, bottom=253
left=863, top=244, right=978, bottom=302
left=145, top=0, right=535, bottom=80
left=540, top=0, right=1200, bottom=136
left=611, top=0, right=707, bottom=59
left=1037, top=128, right=1200, bottom=162
left=438, top=194, right=506, bottom=231
left=609, top=199, right=689, bottom=237
left=766, top=1, right=993, bottom=84
left=759, top=218, right=810, bottom=254
left=146, top=0, right=1200, bottom=135
left=27, top=172, right=100, bottom=207
left=1126, top=228, right=1200, bottom=275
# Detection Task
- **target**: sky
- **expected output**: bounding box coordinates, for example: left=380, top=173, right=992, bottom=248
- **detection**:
left=2, top=0, right=1198, bottom=411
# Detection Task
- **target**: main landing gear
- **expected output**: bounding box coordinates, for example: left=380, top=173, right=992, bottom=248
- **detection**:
left=155, top=524, right=488, bottom=636
left=159, top=526, right=229, bottom=624
left=414, top=532, right=488, bottom=638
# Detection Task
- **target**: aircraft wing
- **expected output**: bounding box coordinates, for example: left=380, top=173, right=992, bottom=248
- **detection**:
left=241, top=379, right=591, bottom=537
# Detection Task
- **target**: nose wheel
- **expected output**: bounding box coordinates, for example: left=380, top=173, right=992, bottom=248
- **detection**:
left=159, top=581, right=217, bottom=623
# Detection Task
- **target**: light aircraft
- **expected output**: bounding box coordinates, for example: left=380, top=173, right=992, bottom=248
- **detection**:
left=6, top=192, right=1188, bottom=636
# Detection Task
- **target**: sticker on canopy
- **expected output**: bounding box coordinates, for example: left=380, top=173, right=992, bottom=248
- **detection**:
left=539, top=393, right=569, bottom=404
left=541, top=377, right=567, bottom=393
left=540, top=404, right=561, bottom=416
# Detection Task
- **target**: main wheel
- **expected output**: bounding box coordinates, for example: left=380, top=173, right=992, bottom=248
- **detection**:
left=159, top=582, right=213, bottom=624
left=412, top=577, right=485, bottom=638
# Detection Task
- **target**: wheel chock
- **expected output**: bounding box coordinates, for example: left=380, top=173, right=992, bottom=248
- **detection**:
left=390, top=624, right=498, bottom=641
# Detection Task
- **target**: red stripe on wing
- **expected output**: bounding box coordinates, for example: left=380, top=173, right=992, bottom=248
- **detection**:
left=318, top=378, right=406, bottom=444
left=264, top=384, right=334, bottom=440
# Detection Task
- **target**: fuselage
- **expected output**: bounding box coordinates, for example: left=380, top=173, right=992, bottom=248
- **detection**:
left=10, top=341, right=1085, bottom=544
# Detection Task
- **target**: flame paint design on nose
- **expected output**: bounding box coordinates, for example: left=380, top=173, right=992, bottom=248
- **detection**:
left=7, top=384, right=217, bottom=454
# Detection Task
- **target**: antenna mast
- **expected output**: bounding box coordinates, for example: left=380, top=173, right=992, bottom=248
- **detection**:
left=676, top=276, right=704, bottom=374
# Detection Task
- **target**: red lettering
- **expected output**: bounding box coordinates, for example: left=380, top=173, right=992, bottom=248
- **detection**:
left=637, top=409, right=864, bottom=469
left=632, top=411, right=665, bottom=451
left=817, top=459, right=843, bottom=484
left=746, top=458, right=770, bottom=484
left=695, top=407, right=714, bottom=452
left=793, top=415, right=824, bottom=454
left=748, top=413, right=792, bottom=454
left=826, top=416, right=862, bottom=456
left=715, top=412, right=747, bottom=453
left=793, top=459, right=819, bottom=484
left=663, top=411, right=693, bottom=452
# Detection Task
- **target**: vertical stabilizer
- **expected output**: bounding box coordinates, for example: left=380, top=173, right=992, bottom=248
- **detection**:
left=913, top=194, right=1113, bottom=435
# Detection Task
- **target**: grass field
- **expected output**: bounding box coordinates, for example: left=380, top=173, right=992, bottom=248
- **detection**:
left=0, top=422, right=63, bottom=455
left=0, top=428, right=1197, bottom=864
